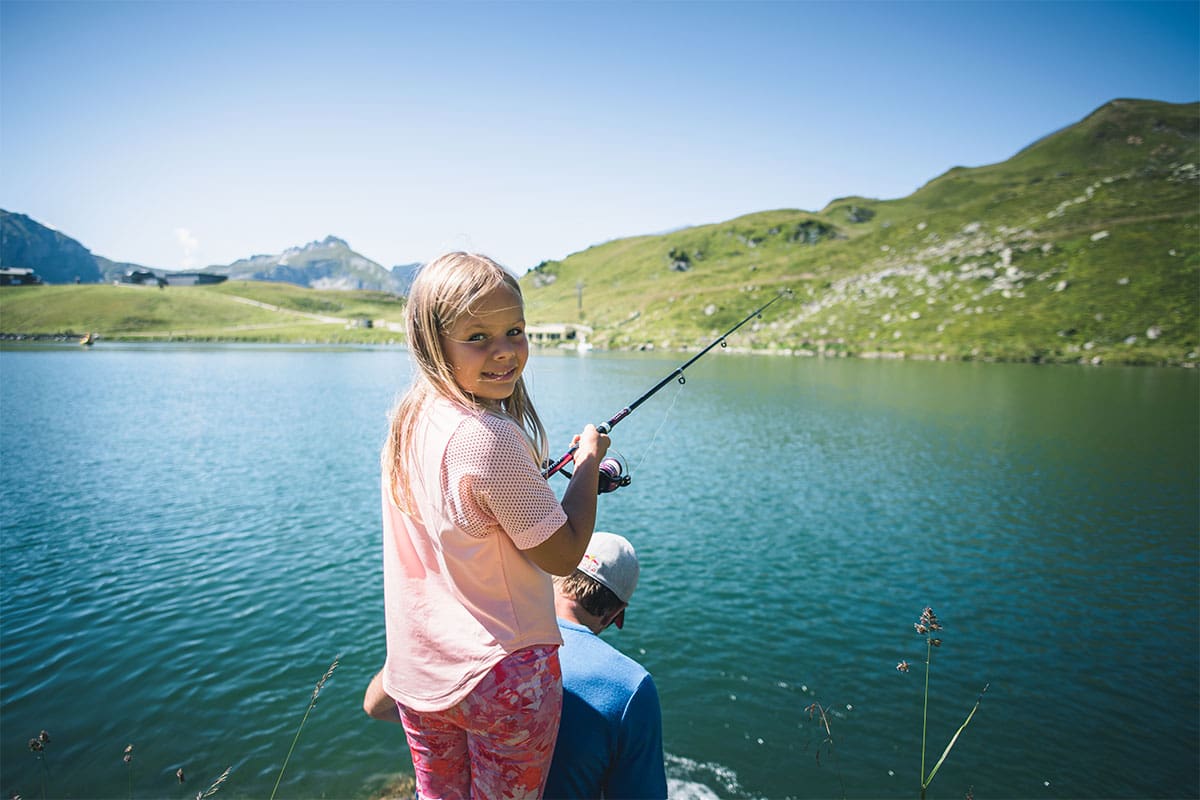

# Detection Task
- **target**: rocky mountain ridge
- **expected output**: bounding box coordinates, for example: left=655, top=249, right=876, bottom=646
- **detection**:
left=210, top=235, right=418, bottom=293
left=0, top=212, right=418, bottom=294
left=0, top=211, right=104, bottom=284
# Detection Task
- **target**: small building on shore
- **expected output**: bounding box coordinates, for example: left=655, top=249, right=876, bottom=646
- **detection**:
left=120, top=269, right=227, bottom=287
left=163, top=272, right=228, bottom=286
left=120, top=269, right=167, bottom=286
left=526, top=322, right=593, bottom=348
left=0, top=267, right=43, bottom=286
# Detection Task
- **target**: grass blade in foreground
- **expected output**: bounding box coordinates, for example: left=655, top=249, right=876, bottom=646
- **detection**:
left=196, top=766, right=232, bottom=799
left=270, top=655, right=340, bottom=800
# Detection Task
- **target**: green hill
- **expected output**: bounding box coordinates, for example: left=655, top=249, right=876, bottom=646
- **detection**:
left=520, top=99, right=1199, bottom=366
left=0, top=281, right=406, bottom=343
left=2, top=99, right=1196, bottom=364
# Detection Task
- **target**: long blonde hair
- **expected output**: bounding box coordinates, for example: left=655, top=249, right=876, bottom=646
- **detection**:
left=382, top=252, right=548, bottom=508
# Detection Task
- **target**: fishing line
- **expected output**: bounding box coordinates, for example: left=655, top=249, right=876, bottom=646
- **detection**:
left=628, top=376, right=685, bottom=477
left=543, top=289, right=792, bottom=492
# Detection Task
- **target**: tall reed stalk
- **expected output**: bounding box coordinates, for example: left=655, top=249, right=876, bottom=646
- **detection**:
left=270, top=655, right=340, bottom=800
left=897, top=607, right=988, bottom=799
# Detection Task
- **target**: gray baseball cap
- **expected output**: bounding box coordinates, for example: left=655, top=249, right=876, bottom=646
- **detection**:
left=577, top=531, right=640, bottom=627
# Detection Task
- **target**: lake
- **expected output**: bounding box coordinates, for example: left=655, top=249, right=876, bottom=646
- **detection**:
left=1, top=343, right=1196, bottom=800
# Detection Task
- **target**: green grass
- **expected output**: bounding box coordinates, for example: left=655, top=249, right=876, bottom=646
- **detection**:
left=2, top=100, right=1196, bottom=365
left=0, top=282, right=406, bottom=343
left=520, top=99, right=1199, bottom=366
left=203, top=280, right=406, bottom=318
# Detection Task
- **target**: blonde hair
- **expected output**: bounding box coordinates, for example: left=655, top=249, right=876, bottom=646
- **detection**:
left=382, top=252, right=548, bottom=508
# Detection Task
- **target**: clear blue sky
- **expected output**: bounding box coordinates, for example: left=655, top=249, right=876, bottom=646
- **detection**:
left=2, top=0, right=1196, bottom=273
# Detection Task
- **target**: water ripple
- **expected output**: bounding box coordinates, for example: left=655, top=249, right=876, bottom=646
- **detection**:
left=2, top=347, right=1196, bottom=799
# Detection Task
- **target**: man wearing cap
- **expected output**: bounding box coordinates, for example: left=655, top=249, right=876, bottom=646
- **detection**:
left=544, top=530, right=667, bottom=799
left=363, top=531, right=667, bottom=799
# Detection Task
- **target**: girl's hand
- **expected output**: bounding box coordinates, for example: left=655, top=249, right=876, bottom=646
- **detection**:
left=529, top=424, right=611, bottom=575
left=572, top=424, right=610, bottom=464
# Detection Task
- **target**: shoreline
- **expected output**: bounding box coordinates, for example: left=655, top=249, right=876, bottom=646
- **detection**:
left=2, top=331, right=1195, bottom=368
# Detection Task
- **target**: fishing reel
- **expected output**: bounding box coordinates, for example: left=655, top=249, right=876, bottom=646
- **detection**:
left=549, top=451, right=631, bottom=494
left=597, top=453, right=632, bottom=494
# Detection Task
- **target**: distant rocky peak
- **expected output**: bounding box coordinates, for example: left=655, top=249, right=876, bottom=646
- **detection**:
left=281, top=235, right=350, bottom=258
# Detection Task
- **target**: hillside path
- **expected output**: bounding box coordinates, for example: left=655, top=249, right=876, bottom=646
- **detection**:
left=225, top=294, right=350, bottom=324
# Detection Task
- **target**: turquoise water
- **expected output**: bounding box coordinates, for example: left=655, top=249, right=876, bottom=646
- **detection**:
left=1, top=344, right=1197, bottom=799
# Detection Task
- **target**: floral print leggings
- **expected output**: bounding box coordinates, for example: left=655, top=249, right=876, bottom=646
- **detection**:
left=398, top=646, right=563, bottom=800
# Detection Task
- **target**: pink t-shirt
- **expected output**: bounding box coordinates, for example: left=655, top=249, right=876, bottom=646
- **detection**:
left=381, top=398, right=568, bottom=711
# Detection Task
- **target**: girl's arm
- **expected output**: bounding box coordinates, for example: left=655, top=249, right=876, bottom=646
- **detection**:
left=526, top=424, right=609, bottom=575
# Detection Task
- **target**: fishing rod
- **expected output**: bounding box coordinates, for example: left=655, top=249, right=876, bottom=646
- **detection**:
left=542, top=289, right=791, bottom=491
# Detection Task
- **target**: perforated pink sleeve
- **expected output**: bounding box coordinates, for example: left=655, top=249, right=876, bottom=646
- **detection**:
left=441, top=413, right=567, bottom=550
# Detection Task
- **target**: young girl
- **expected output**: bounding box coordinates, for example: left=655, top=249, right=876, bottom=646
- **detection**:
left=379, top=252, right=609, bottom=799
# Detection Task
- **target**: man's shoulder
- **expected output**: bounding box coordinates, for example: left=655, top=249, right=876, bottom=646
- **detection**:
left=558, top=620, right=652, bottom=688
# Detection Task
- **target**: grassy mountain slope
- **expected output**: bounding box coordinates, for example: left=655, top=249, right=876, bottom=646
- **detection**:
left=0, top=281, right=406, bottom=343
left=520, top=99, right=1199, bottom=366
